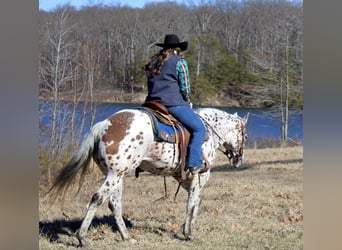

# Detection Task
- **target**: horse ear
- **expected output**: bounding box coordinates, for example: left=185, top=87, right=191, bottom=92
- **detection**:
left=243, top=112, right=250, bottom=124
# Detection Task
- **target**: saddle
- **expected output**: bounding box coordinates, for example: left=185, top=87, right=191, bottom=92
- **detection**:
left=142, top=101, right=190, bottom=180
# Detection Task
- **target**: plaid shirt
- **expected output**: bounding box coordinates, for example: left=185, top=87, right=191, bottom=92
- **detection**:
left=176, top=58, right=191, bottom=102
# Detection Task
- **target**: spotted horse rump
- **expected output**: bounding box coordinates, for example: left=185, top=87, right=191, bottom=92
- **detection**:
left=49, top=107, right=249, bottom=247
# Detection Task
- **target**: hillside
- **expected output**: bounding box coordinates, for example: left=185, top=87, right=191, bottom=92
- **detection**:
left=39, top=1, right=303, bottom=110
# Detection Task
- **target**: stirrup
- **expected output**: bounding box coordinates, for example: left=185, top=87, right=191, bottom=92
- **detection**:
left=189, top=164, right=205, bottom=175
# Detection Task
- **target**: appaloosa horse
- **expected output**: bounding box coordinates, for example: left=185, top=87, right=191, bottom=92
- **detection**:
left=50, top=107, right=248, bottom=247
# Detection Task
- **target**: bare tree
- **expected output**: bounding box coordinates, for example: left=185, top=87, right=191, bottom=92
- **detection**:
left=39, top=7, right=77, bottom=159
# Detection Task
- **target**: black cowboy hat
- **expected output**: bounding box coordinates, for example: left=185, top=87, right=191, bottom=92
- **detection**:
left=155, top=34, right=188, bottom=51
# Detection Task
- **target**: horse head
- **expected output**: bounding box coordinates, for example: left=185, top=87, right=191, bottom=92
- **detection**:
left=198, top=109, right=248, bottom=168
left=222, top=112, right=249, bottom=168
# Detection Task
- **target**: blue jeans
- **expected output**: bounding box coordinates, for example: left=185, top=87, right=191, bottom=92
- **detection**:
left=168, top=105, right=206, bottom=168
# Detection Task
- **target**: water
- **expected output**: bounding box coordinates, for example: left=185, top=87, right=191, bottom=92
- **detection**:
left=39, top=101, right=303, bottom=148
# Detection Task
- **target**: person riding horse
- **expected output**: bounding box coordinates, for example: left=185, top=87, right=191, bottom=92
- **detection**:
left=144, top=34, right=206, bottom=175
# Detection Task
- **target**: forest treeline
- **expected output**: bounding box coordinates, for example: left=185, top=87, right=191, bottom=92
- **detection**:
left=39, top=0, right=303, bottom=109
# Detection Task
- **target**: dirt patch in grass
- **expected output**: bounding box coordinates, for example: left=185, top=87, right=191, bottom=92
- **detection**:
left=39, top=146, right=303, bottom=249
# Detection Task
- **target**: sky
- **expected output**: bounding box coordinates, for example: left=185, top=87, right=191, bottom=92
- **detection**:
left=39, top=0, right=302, bottom=12
left=39, top=0, right=183, bottom=11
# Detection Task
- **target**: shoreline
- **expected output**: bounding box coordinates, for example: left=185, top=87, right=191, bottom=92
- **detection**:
left=39, top=92, right=274, bottom=109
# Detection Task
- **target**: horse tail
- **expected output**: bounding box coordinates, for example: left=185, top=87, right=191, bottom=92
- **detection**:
left=48, top=120, right=108, bottom=201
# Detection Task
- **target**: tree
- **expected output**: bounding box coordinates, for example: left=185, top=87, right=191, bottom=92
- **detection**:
left=39, top=7, right=77, bottom=159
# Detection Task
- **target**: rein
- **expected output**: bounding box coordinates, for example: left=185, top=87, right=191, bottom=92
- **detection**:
left=200, top=118, right=232, bottom=159
left=200, top=118, right=226, bottom=145
left=201, top=116, right=244, bottom=160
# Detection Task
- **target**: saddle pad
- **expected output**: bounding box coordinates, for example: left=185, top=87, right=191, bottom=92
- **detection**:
left=139, top=107, right=184, bottom=143
left=157, top=120, right=185, bottom=143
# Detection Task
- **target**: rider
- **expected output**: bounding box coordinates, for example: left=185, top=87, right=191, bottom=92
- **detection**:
left=144, top=34, right=206, bottom=175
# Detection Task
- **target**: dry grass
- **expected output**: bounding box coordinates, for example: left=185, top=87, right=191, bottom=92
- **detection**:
left=39, top=146, right=303, bottom=249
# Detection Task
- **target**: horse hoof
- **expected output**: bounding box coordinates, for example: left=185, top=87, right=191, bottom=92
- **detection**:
left=76, top=232, right=88, bottom=248
left=128, top=238, right=138, bottom=244
left=181, top=224, right=194, bottom=241
left=77, top=238, right=88, bottom=248
left=185, top=234, right=195, bottom=241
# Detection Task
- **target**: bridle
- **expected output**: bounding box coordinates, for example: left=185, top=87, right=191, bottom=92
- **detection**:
left=220, top=125, right=246, bottom=163
left=220, top=142, right=237, bottom=161
left=202, top=117, right=246, bottom=164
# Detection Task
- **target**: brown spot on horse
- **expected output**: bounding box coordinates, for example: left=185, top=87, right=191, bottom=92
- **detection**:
left=103, top=112, right=135, bottom=155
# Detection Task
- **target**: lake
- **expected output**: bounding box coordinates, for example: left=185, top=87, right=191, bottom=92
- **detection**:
left=39, top=101, right=303, bottom=148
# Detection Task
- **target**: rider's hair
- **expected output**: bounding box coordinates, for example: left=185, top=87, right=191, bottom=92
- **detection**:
left=144, top=48, right=183, bottom=77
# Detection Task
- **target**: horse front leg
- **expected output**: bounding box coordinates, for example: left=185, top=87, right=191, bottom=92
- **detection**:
left=183, top=174, right=201, bottom=241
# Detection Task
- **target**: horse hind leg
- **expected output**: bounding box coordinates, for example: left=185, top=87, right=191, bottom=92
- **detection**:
left=76, top=175, right=121, bottom=247
left=108, top=178, right=136, bottom=242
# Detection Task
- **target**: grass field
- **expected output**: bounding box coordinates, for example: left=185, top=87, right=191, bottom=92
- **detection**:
left=39, top=146, right=303, bottom=249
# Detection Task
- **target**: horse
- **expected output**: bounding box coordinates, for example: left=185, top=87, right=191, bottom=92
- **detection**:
left=49, top=107, right=248, bottom=247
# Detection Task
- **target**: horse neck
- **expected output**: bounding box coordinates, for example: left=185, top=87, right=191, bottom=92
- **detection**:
left=197, top=109, right=227, bottom=148
left=198, top=109, right=241, bottom=149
